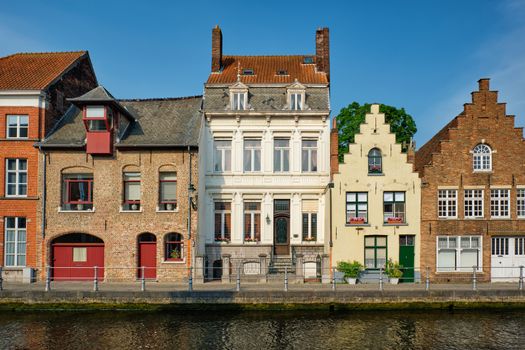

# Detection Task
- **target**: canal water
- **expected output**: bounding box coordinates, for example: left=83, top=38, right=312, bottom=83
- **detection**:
left=0, top=309, right=524, bottom=349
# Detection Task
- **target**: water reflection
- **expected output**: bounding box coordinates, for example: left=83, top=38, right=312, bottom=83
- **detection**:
left=0, top=309, right=524, bottom=349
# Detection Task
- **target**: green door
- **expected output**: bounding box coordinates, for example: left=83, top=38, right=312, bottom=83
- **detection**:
left=399, top=235, right=415, bottom=283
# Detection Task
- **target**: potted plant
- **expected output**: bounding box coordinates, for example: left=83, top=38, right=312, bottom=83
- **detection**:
left=337, top=260, right=364, bottom=284
left=385, top=259, right=403, bottom=284
left=386, top=217, right=403, bottom=224
left=170, top=249, right=181, bottom=260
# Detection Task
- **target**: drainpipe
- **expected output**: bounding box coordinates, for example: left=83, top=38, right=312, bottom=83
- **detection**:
left=187, top=146, right=194, bottom=277
left=40, top=146, right=47, bottom=239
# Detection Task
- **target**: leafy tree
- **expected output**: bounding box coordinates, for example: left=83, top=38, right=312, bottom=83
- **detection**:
left=336, top=102, right=417, bottom=161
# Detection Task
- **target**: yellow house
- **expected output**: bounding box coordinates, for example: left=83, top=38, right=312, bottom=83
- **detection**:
left=330, top=104, right=420, bottom=282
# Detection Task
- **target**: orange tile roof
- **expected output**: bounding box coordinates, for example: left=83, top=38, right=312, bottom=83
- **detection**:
left=0, top=51, right=87, bottom=90
left=206, top=55, right=328, bottom=85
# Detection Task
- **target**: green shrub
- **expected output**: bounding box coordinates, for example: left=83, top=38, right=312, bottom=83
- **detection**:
left=385, top=259, right=403, bottom=278
left=337, top=260, right=364, bottom=278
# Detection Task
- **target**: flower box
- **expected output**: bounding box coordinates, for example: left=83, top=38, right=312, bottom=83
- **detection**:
left=215, top=237, right=231, bottom=243
left=348, top=217, right=366, bottom=224
left=386, top=217, right=403, bottom=224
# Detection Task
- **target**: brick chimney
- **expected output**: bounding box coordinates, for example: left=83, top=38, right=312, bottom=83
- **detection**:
left=316, top=27, right=330, bottom=81
left=330, top=117, right=339, bottom=176
left=407, top=138, right=416, bottom=165
left=212, top=25, right=223, bottom=72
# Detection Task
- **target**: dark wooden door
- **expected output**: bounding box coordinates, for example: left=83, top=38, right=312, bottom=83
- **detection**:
left=274, top=216, right=290, bottom=255
left=138, top=241, right=157, bottom=279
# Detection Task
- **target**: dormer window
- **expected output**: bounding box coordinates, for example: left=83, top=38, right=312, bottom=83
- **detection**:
left=287, top=81, right=306, bottom=111
left=290, top=93, right=303, bottom=110
left=83, top=106, right=112, bottom=132
left=242, top=68, right=254, bottom=76
left=231, top=92, right=247, bottom=111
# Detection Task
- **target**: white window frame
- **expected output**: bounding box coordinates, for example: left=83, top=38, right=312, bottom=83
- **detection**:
left=4, top=217, right=26, bottom=267
left=213, top=139, right=232, bottom=173
left=436, top=235, right=482, bottom=272
left=5, top=158, right=28, bottom=197
left=231, top=92, right=247, bottom=110
left=289, top=92, right=303, bottom=110
left=243, top=139, right=261, bottom=173
left=464, top=189, right=484, bottom=219
left=472, top=144, right=492, bottom=172
left=243, top=202, right=261, bottom=242
left=273, top=138, right=290, bottom=172
left=491, top=189, right=510, bottom=218
left=438, top=189, right=457, bottom=218
left=301, top=139, right=318, bottom=173
left=517, top=189, right=525, bottom=218
left=6, top=115, right=29, bottom=139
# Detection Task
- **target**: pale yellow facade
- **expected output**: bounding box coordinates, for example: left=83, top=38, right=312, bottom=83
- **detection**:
left=330, top=104, right=420, bottom=277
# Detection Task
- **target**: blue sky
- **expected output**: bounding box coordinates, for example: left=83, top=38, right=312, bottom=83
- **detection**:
left=1, top=0, right=524, bottom=146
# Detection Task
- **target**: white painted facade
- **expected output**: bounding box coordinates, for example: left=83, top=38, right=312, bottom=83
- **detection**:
left=198, top=84, right=330, bottom=263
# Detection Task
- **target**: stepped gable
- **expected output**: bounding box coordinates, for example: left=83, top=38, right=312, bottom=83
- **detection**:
left=415, top=78, right=525, bottom=177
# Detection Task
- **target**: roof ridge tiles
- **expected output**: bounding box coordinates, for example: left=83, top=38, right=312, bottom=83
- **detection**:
left=119, top=95, right=203, bottom=102
left=0, top=50, right=86, bottom=59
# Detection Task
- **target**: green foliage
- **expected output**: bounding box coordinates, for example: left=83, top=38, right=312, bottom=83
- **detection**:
left=336, top=260, right=364, bottom=278
left=385, top=259, right=403, bottom=279
left=335, top=102, right=417, bottom=161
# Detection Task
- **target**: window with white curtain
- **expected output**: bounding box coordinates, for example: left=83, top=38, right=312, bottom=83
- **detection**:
left=123, top=172, right=141, bottom=211
left=4, top=217, right=26, bottom=267
left=437, top=236, right=481, bottom=272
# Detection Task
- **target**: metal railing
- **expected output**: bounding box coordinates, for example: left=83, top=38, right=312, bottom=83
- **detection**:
left=0, top=265, right=524, bottom=293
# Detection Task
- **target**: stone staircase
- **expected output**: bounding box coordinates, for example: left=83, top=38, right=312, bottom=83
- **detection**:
left=269, top=257, right=296, bottom=274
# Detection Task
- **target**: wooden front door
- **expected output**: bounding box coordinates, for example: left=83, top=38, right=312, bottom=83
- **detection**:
left=399, top=235, right=415, bottom=282
left=274, top=199, right=290, bottom=255
left=138, top=241, right=157, bottom=279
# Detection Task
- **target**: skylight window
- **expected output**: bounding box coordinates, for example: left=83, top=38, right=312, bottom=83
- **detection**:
left=303, top=56, right=314, bottom=64
left=242, top=68, right=254, bottom=75
left=277, top=70, right=288, bottom=76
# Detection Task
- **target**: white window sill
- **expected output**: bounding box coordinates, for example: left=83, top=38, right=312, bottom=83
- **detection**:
left=243, top=241, right=261, bottom=244
left=120, top=209, right=143, bottom=213
left=4, top=195, right=28, bottom=199
left=464, top=217, right=484, bottom=220
left=156, top=209, right=180, bottom=213
left=58, top=209, right=95, bottom=213
left=438, top=217, right=458, bottom=220
left=301, top=240, right=319, bottom=244
left=368, top=173, right=384, bottom=176
left=490, top=217, right=511, bottom=220
left=473, top=170, right=492, bottom=173
left=436, top=270, right=483, bottom=273
left=383, top=223, right=408, bottom=226
left=161, top=260, right=186, bottom=264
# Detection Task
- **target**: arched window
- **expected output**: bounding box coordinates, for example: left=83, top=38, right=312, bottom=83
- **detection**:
left=473, top=144, right=492, bottom=171
left=164, top=233, right=183, bottom=261
left=368, top=148, right=382, bottom=174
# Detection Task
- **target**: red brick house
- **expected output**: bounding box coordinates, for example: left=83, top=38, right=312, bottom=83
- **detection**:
left=416, top=79, right=525, bottom=282
left=0, top=52, right=97, bottom=282
left=38, top=86, right=201, bottom=282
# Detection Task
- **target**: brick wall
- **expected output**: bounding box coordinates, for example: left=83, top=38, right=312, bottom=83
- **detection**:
left=418, top=79, right=525, bottom=282
left=39, top=149, right=199, bottom=282
left=0, top=106, right=43, bottom=269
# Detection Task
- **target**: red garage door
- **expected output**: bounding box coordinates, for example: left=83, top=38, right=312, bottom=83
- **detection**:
left=51, top=233, right=104, bottom=281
